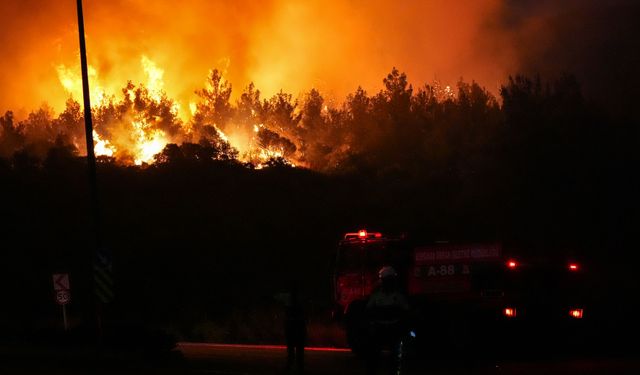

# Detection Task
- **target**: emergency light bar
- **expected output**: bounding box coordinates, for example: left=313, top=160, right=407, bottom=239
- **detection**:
left=344, top=230, right=383, bottom=241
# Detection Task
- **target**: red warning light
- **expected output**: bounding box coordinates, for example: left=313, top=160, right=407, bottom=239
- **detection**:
left=507, top=260, right=518, bottom=269
left=358, top=230, right=368, bottom=238
left=569, top=309, right=583, bottom=319
left=569, top=263, right=579, bottom=271
left=504, top=308, right=517, bottom=318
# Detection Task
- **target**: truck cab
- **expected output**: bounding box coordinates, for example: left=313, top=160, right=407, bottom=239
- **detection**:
left=333, top=230, right=410, bottom=317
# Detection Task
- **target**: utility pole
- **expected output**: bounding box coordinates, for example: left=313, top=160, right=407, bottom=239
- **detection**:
left=76, top=1, right=100, bottom=237
left=76, top=0, right=113, bottom=342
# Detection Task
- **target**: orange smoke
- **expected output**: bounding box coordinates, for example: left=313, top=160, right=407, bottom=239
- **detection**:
left=0, top=0, right=514, bottom=117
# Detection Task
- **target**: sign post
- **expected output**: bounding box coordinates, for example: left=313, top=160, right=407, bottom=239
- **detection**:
left=53, top=273, right=71, bottom=331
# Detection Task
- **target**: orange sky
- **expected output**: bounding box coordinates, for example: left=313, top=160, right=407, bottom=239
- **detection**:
left=0, top=0, right=516, bottom=117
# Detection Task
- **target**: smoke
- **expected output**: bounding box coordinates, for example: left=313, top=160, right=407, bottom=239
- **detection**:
left=500, top=0, right=640, bottom=117
left=0, top=0, right=510, bottom=116
left=0, top=0, right=637, bottom=117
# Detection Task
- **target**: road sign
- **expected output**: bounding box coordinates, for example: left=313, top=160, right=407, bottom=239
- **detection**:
left=52, top=273, right=71, bottom=329
left=55, top=290, right=71, bottom=305
left=52, top=273, right=70, bottom=291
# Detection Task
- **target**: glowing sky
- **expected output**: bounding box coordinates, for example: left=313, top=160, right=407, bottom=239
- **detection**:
left=0, top=0, right=636, bottom=118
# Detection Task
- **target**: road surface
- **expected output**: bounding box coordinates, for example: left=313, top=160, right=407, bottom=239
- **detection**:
left=180, top=342, right=640, bottom=375
left=2, top=342, right=638, bottom=374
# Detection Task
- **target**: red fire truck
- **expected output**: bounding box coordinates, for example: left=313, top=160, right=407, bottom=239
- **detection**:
left=332, top=230, right=587, bottom=354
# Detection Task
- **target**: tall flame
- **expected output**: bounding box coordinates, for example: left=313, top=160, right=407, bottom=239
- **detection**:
left=141, top=55, right=165, bottom=103
left=56, top=64, right=106, bottom=105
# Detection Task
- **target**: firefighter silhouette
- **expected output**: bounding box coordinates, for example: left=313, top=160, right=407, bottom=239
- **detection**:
left=365, top=266, right=410, bottom=375
left=281, top=281, right=307, bottom=373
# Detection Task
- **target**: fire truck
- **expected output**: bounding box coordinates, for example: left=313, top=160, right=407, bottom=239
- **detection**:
left=332, top=230, right=588, bottom=354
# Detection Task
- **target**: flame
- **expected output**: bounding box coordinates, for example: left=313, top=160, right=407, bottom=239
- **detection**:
left=55, top=56, right=189, bottom=166
left=259, top=148, right=283, bottom=160
left=213, top=125, right=229, bottom=143
left=56, top=64, right=106, bottom=105
left=132, top=120, right=168, bottom=165
left=93, top=130, right=116, bottom=157
left=141, top=55, right=165, bottom=103
left=136, top=134, right=166, bottom=165
left=53, top=54, right=301, bottom=167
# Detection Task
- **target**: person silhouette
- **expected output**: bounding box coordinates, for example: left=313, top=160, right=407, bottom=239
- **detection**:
left=283, top=281, right=307, bottom=374
left=365, top=266, right=409, bottom=375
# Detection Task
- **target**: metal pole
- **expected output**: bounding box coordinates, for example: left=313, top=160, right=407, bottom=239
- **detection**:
left=76, top=0, right=104, bottom=341
left=76, top=0, right=102, bottom=247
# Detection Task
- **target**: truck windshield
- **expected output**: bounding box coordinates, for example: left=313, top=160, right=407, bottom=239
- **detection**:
left=336, top=241, right=406, bottom=273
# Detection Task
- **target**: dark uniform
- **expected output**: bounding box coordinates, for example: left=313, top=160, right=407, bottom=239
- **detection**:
left=365, top=268, right=409, bottom=375
left=284, top=285, right=307, bottom=373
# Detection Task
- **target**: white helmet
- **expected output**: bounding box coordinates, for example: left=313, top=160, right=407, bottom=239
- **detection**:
left=378, top=266, right=398, bottom=279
